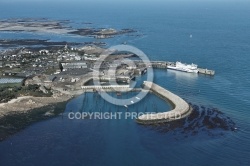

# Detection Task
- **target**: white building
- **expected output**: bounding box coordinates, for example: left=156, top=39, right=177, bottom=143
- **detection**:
left=61, top=61, right=88, bottom=70
left=39, top=50, right=49, bottom=54
left=74, top=56, right=81, bottom=61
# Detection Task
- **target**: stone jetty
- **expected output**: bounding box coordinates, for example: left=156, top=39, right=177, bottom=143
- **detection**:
left=136, top=81, right=192, bottom=124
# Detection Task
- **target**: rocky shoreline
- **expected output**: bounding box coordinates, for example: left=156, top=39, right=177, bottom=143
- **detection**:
left=0, top=94, right=73, bottom=141
left=0, top=18, right=137, bottom=39
left=139, top=103, right=237, bottom=139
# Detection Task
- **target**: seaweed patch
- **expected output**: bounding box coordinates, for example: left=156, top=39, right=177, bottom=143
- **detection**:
left=139, top=103, right=237, bottom=138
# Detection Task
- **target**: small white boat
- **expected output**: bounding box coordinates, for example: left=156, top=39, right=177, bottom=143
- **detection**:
left=124, top=105, right=128, bottom=108
left=131, top=101, right=134, bottom=104
left=136, top=97, right=140, bottom=100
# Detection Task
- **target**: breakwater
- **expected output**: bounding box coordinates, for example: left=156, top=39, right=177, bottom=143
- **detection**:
left=136, top=81, right=192, bottom=124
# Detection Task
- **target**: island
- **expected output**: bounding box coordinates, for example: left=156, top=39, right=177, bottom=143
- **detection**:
left=0, top=18, right=137, bottom=39
left=0, top=18, right=221, bottom=141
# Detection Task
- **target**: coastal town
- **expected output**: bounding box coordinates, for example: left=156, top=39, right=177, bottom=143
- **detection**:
left=0, top=19, right=219, bottom=141
left=0, top=40, right=228, bottom=141
left=0, top=43, right=215, bottom=104
left=0, top=0, right=247, bottom=165
left=0, top=44, right=145, bottom=118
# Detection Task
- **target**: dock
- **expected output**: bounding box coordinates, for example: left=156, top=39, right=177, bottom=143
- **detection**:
left=152, top=61, right=215, bottom=76
left=197, top=68, right=215, bottom=75
left=134, top=60, right=215, bottom=76
left=82, top=87, right=142, bottom=92
left=136, top=81, right=193, bottom=124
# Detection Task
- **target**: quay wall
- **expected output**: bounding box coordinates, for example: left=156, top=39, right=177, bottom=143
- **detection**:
left=81, top=85, right=130, bottom=89
left=197, top=68, right=215, bottom=75
left=136, top=81, right=192, bottom=124
left=136, top=60, right=215, bottom=76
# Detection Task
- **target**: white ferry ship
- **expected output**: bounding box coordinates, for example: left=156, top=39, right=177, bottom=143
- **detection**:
left=167, top=61, right=198, bottom=73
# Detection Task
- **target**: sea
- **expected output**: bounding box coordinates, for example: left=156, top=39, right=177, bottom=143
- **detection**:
left=0, top=0, right=250, bottom=165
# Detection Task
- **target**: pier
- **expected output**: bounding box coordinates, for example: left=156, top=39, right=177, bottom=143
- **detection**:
left=197, top=68, right=215, bottom=75
left=134, top=60, right=215, bottom=76
left=136, top=81, right=192, bottom=124
left=81, top=84, right=130, bottom=89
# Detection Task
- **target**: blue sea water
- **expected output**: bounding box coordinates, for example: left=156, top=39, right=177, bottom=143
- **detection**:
left=0, top=0, right=250, bottom=165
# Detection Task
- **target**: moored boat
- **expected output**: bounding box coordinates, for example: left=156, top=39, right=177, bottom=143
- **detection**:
left=167, top=61, right=198, bottom=73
